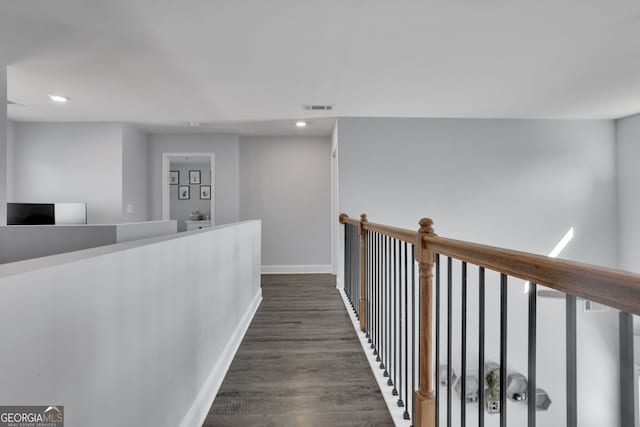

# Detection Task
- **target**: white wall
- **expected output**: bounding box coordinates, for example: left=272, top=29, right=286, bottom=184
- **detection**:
left=13, top=122, right=124, bottom=224
left=0, top=67, right=6, bottom=225
left=240, top=136, right=332, bottom=272
left=122, top=124, right=149, bottom=222
left=149, top=133, right=239, bottom=224
left=337, top=117, right=620, bottom=427
left=616, top=113, right=640, bottom=273
left=338, top=118, right=618, bottom=265
left=0, top=220, right=261, bottom=427
left=6, top=120, right=14, bottom=202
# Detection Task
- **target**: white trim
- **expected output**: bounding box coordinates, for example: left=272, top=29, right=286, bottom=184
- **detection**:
left=338, top=288, right=411, bottom=427
left=331, top=122, right=340, bottom=278
left=179, top=289, right=262, bottom=427
left=162, top=152, right=216, bottom=225
left=261, top=265, right=333, bottom=274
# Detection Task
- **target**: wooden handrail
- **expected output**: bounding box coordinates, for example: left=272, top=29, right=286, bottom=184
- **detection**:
left=363, top=221, right=418, bottom=244
left=341, top=214, right=419, bottom=243
left=426, top=234, right=640, bottom=316
left=340, top=213, right=640, bottom=316
left=339, top=213, right=361, bottom=227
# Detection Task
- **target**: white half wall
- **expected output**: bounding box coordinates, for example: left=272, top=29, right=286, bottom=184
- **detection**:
left=149, top=133, right=239, bottom=225
left=122, top=124, right=149, bottom=222
left=13, top=122, right=124, bottom=224
left=0, top=67, right=6, bottom=226
left=616, top=113, right=640, bottom=273
left=240, top=136, right=332, bottom=270
left=0, top=220, right=261, bottom=427
left=114, top=220, right=177, bottom=243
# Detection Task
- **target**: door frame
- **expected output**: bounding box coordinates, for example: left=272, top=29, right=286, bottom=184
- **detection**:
left=161, top=152, right=215, bottom=224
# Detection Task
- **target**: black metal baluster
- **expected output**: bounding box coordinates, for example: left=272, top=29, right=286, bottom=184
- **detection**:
left=348, top=226, right=352, bottom=306
left=374, top=233, right=379, bottom=358
left=447, top=257, right=452, bottom=427
left=369, top=231, right=373, bottom=338
left=373, top=232, right=378, bottom=351
left=435, top=254, right=440, bottom=427
left=354, top=226, right=357, bottom=315
left=566, top=294, right=577, bottom=427
left=620, top=311, right=635, bottom=427
left=377, top=232, right=382, bottom=360
left=392, top=239, right=398, bottom=394
left=403, top=242, right=410, bottom=419
left=357, top=227, right=360, bottom=317
left=344, top=225, right=348, bottom=302
left=411, top=245, right=416, bottom=425
left=378, top=235, right=387, bottom=370
left=461, top=261, right=467, bottom=426
left=353, top=226, right=356, bottom=315
left=384, top=235, right=390, bottom=378
left=345, top=225, right=353, bottom=307
left=348, top=226, right=351, bottom=307
left=355, top=226, right=358, bottom=315
left=500, top=273, right=507, bottom=427
left=356, top=227, right=360, bottom=317
left=398, top=241, right=405, bottom=408
left=479, top=267, right=485, bottom=427
left=365, top=230, right=370, bottom=340
left=528, top=282, right=537, bottom=427
left=349, top=226, right=352, bottom=307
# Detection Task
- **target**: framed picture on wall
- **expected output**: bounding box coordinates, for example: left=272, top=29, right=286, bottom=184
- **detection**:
left=200, top=185, right=211, bottom=200
left=169, top=170, right=179, bottom=185
left=189, top=170, right=201, bottom=184
left=178, top=186, right=190, bottom=200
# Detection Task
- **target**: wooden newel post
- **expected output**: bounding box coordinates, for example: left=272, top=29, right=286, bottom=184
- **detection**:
left=415, top=218, right=436, bottom=427
left=359, top=213, right=368, bottom=331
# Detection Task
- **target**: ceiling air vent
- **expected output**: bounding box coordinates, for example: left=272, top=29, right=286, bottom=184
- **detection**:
left=303, top=104, right=333, bottom=111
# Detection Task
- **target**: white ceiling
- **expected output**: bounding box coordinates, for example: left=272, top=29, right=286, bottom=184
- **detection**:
left=3, top=0, right=640, bottom=136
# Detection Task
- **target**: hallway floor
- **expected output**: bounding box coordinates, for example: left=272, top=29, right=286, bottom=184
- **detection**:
left=203, top=274, right=393, bottom=427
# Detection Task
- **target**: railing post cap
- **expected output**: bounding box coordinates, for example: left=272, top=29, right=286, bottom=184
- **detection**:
left=360, top=213, right=368, bottom=222
left=339, top=213, right=349, bottom=223
left=419, top=218, right=435, bottom=235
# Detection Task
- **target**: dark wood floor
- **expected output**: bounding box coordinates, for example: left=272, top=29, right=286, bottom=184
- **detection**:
left=204, top=274, right=394, bottom=427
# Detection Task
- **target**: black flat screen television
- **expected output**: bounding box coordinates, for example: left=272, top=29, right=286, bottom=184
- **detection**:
left=7, top=203, right=55, bottom=225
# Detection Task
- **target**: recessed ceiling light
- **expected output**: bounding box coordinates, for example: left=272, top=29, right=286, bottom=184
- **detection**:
left=296, top=121, right=307, bottom=128
left=48, top=94, right=68, bottom=103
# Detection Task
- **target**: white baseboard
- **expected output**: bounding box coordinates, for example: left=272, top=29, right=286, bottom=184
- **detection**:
left=180, top=289, right=262, bottom=427
left=338, top=288, right=411, bottom=427
left=261, top=264, right=333, bottom=274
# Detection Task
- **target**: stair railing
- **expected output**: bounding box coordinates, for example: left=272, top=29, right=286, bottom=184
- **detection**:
left=340, top=213, right=640, bottom=427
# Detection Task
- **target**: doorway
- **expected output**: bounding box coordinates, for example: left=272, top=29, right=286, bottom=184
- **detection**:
left=162, top=152, right=215, bottom=232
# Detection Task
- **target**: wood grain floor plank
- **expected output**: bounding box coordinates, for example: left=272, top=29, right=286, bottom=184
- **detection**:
left=204, top=274, right=393, bottom=426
